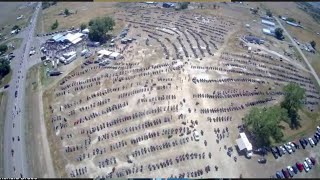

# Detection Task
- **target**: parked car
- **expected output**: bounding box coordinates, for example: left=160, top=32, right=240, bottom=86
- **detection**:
left=300, top=139, right=306, bottom=149
left=275, top=146, right=282, bottom=157
left=303, top=161, right=310, bottom=172
left=306, top=158, right=313, bottom=168
left=312, top=137, right=318, bottom=145
left=292, top=141, right=299, bottom=149
left=317, top=126, right=320, bottom=133
left=279, top=146, right=286, bottom=155
left=308, top=138, right=315, bottom=147
left=288, top=142, right=295, bottom=152
left=310, top=157, right=316, bottom=165
left=275, top=171, right=284, bottom=179
left=292, top=166, right=298, bottom=174
left=4, top=84, right=9, bottom=89
left=284, top=144, right=292, bottom=154
left=287, top=166, right=294, bottom=177
left=296, top=162, right=304, bottom=172
left=282, top=169, right=289, bottom=178
left=258, top=158, right=267, bottom=164
left=271, top=147, right=279, bottom=159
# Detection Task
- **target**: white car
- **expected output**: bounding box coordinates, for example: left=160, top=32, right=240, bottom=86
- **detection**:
left=303, top=161, right=310, bottom=172
left=284, top=144, right=292, bottom=154
left=193, top=130, right=200, bottom=141
left=308, top=138, right=315, bottom=147
left=305, top=158, right=312, bottom=168
left=288, top=142, right=295, bottom=152
left=317, top=126, right=320, bottom=133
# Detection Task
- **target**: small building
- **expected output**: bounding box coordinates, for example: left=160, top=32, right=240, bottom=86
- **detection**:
left=109, top=52, right=122, bottom=60
left=262, top=28, right=275, bottom=36
left=236, top=133, right=253, bottom=158
left=261, top=19, right=275, bottom=27
left=244, top=35, right=264, bottom=44
left=286, top=21, right=299, bottom=27
left=50, top=33, right=64, bottom=42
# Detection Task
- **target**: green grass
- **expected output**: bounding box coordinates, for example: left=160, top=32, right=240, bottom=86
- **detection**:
left=0, top=69, right=12, bottom=89
left=0, top=91, right=8, bottom=177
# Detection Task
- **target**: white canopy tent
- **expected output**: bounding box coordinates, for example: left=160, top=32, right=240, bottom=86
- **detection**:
left=236, top=133, right=252, bottom=152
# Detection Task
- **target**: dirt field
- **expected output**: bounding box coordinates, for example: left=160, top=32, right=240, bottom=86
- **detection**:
left=35, top=4, right=320, bottom=178
left=0, top=91, right=8, bottom=177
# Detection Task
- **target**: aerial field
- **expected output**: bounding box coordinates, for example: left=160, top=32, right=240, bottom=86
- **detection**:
left=34, top=3, right=320, bottom=178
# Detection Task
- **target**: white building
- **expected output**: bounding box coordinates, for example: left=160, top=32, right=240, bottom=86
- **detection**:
left=261, top=19, right=275, bottom=27
left=262, top=28, right=275, bottom=36
left=109, top=52, right=122, bottom=60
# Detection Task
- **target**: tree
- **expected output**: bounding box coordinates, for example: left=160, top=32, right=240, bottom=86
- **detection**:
left=88, top=16, right=115, bottom=43
left=275, top=28, right=284, bottom=40
left=310, top=40, right=316, bottom=49
left=180, top=2, right=189, bottom=9
left=80, top=23, right=87, bottom=31
left=243, top=106, right=289, bottom=146
left=51, top=19, right=59, bottom=30
left=64, top=8, right=70, bottom=16
left=286, top=17, right=296, bottom=23
left=0, top=44, right=8, bottom=54
left=266, top=9, right=272, bottom=17
left=12, top=25, right=20, bottom=30
left=281, top=83, right=305, bottom=129
left=0, top=58, right=10, bottom=79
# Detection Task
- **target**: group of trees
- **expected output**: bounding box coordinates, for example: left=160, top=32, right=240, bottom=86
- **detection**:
left=51, top=20, right=59, bottom=30
left=0, top=58, right=10, bottom=79
left=0, top=44, right=8, bottom=55
left=275, top=28, right=284, bottom=40
left=88, top=16, right=115, bottom=43
left=244, top=83, right=305, bottom=146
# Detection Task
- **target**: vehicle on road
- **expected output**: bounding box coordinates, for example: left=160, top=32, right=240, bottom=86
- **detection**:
left=4, top=84, right=9, bottom=89
left=15, top=91, right=18, bottom=98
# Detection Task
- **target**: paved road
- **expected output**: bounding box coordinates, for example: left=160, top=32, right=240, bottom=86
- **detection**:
left=3, top=2, right=41, bottom=178
left=275, top=17, right=320, bottom=87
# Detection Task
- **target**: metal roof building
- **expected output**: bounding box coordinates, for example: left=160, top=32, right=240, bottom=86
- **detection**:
left=261, top=19, right=275, bottom=27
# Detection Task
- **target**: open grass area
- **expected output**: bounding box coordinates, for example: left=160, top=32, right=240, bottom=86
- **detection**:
left=0, top=69, right=12, bottom=89
left=280, top=108, right=320, bottom=143
left=0, top=91, right=8, bottom=177
left=41, top=2, right=117, bottom=33
left=0, top=2, right=35, bottom=44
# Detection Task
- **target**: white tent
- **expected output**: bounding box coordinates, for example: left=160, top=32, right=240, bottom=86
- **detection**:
left=236, top=133, right=252, bottom=151
left=97, top=49, right=113, bottom=57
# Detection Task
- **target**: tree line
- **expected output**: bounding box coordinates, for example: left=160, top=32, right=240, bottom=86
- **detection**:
left=243, top=83, right=306, bottom=146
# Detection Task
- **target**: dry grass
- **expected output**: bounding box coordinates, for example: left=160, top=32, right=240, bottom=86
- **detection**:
left=41, top=2, right=118, bottom=33
left=0, top=91, right=8, bottom=177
